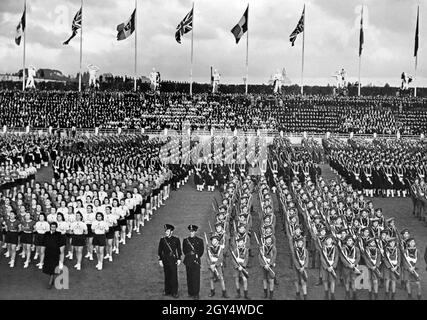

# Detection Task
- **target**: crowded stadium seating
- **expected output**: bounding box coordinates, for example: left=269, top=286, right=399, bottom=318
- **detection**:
left=1, top=91, right=427, bottom=134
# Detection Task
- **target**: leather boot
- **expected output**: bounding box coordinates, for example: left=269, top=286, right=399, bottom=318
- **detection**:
left=244, top=290, right=250, bottom=300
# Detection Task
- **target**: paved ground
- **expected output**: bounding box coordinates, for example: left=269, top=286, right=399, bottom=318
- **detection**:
left=0, top=164, right=426, bottom=300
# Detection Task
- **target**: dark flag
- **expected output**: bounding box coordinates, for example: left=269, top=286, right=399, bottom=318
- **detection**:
left=63, top=7, right=82, bottom=45
left=414, top=6, right=419, bottom=57
left=175, top=7, right=193, bottom=44
left=289, top=6, right=305, bottom=46
left=117, top=9, right=136, bottom=41
left=359, top=6, right=364, bottom=56
left=231, top=5, right=249, bottom=44
left=15, top=5, right=26, bottom=46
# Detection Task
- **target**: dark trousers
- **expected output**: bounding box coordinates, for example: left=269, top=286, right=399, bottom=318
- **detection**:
left=186, top=263, right=201, bottom=296
left=163, top=261, right=178, bottom=295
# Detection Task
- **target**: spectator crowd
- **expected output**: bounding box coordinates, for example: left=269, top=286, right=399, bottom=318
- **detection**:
left=1, top=91, right=427, bottom=134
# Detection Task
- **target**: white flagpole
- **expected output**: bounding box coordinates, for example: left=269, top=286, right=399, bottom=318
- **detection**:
left=134, top=0, right=138, bottom=92
left=414, top=5, right=419, bottom=98
left=358, top=6, right=363, bottom=97
left=301, top=4, right=305, bottom=96
left=79, top=0, right=83, bottom=92
left=190, top=2, right=194, bottom=96
left=22, top=0, right=27, bottom=92
left=245, top=4, right=249, bottom=95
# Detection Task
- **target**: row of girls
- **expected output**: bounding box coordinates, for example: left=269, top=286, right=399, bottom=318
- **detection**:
left=0, top=136, right=187, bottom=271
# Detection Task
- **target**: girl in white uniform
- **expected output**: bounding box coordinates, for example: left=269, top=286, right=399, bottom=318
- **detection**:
left=70, top=212, right=87, bottom=270
left=98, top=185, right=108, bottom=203
left=57, top=200, right=68, bottom=216
left=119, top=198, right=129, bottom=245
left=65, top=205, right=76, bottom=259
left=111, top=199, right=125, bottom=254
left=104, top=206, right=117, bottom=262
left=92, top=212, right=109, bottom=270
left=34, top=214, right=50, bottom=269
left=132, top=187, right=143, bottom=234
left=74, top=200, right=87, bottom=221
left=125, top=191, right=136, bottom=239
left=56, top=213, right=69, bottom=270
left=85, top=204, right=96, bottom=261
left=46, top=207, right=58, bottom=224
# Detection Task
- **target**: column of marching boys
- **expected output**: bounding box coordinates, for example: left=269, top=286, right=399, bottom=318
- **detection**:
left=271, top=137, right=422, bottom=300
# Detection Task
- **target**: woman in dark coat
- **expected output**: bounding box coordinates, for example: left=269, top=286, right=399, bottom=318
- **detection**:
left=43, top=222, right=62, bottom=289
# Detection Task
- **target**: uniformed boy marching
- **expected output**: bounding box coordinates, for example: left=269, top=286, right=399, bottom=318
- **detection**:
left=158, top=224, right=182, bottom=298
left=258, top=234, right=277, bottom=299
left=183, top=225, right=204, bottom=300
left=206, top=234, right=229, bottom=298
left=230, top=237, right=250, bottom=299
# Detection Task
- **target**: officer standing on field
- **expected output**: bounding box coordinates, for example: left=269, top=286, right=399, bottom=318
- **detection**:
left=183, top=225, right=204, bottom=300
left=158, top=224, right=182, bottom=298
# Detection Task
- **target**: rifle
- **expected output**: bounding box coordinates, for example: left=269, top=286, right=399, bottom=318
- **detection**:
left=212, top=197, right=219, bottom=212
left=319, top=240, right=337, bottom=279
left=362, top=247, right=382, bottom=278
left=230, top=250, right=249, bottom=279
left=384, top=248, right=400, bottom=278
left=254, top=232, right=276, bottom=277
left=208, top=221, right=213, bottom=233
left=293, top=246, right=308, bottom=282
left=338, top=242, right=362, bottom=275
left=402, top=250, right=420, bottom=281
left=204, top=232, right=220, bottom=279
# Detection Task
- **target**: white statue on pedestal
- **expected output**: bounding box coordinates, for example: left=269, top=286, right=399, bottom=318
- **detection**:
left=26, top=66, right=36, bottom=89
left=273, top=69, right=284, bottom=94
left=212, top=69, right=220, bottom=93
left=150, top=68, right=161, bottom=92
left=401, top=72, right=412, bottom=90
left=87, top=64, right=100, bottom=88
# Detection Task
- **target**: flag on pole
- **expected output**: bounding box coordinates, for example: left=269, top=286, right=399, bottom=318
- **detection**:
left=117, top=9, right=136, bottom=41
left=15, top=5, right=26, bottom=46
left=289, top=6, right=305, bottom=46
left=231, top=5, right=249, bottom=44
left=175, top=7, right=193, bottom=44
left=359, top=7, right=364, bottom=56
left=414, top=6, right=419, bottom=57
left=63, top=7, right=82, bottom=45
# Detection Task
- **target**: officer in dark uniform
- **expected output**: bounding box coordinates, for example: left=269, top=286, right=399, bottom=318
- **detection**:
left=183, top=225, right=204, bottom=300
left=158, top=224, right=182, bottom=298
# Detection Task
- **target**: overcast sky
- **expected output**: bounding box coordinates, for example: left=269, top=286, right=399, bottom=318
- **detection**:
left=0, top=0, right=425, bottom=86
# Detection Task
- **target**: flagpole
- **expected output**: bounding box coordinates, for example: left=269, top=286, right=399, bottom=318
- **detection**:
left=415, top=54, right=418, bottom=98
left=358, top=6, right=363, bottom=97
left=22, top=0, right=27, bottom=92
left=358, top=55, right=362, bottom=96
left=301, top=4, right=305, bottom=96
left=245, top=4, right=249, bottom=95
left=414, top=5, right=419, bottom=98
left=134, top=0, right=138, bottom=92
left=79, top=0, right=83, bottom=92
left=190, top=2, right=194, bottom=96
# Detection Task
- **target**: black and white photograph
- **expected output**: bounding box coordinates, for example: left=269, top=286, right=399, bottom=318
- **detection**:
left=1, top=0, right=427, bottom=310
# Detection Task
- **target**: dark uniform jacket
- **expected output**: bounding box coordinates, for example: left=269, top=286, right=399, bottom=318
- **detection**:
left=183, top=236, right=204, bottom=266
left=158, top=236, right=182, bottom=264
